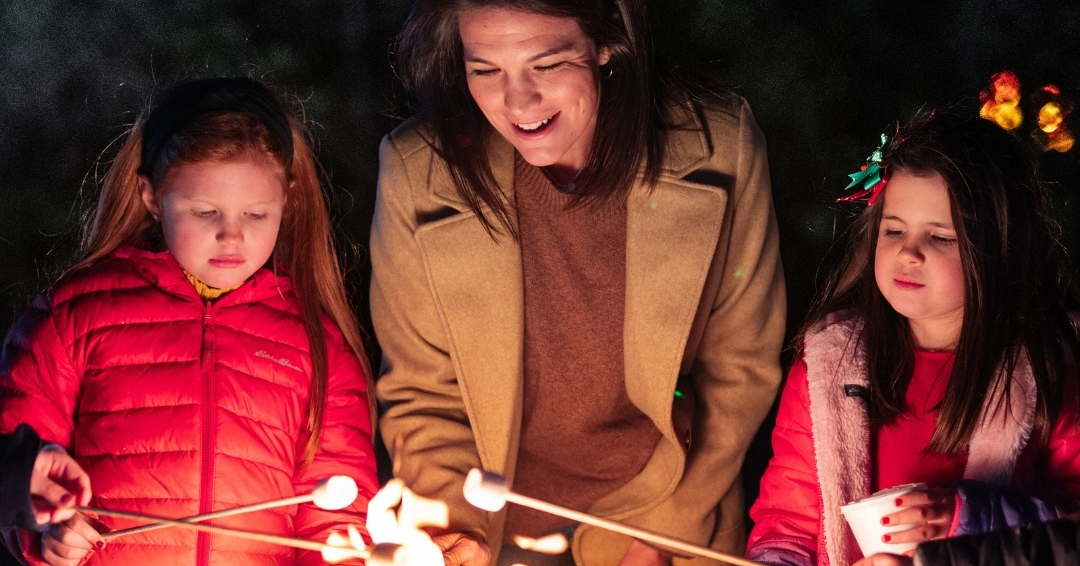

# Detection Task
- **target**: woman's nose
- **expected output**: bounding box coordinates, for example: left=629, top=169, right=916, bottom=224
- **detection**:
left=504, top=74, right=540, bottom=115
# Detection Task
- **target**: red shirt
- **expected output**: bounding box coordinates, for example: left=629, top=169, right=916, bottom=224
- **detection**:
left=872, top=350, right=968, bottom=491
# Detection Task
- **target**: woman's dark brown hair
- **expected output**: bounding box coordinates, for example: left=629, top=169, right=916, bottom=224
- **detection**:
left=803, top=108, right=1079, bottom=455
left=396, top=0, right=672, bottom=237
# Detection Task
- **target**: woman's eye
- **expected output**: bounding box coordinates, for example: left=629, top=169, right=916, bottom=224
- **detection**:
left=468, top=68, right=497, bottom=77
left=883, top=229, right=903, bottom=237
left=536, top=62, right=564, bottom=72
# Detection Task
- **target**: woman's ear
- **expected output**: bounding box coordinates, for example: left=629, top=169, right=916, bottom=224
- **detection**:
left=599, top=46, right=612, bottom=67
left=138, top=175, right=161, bottom=221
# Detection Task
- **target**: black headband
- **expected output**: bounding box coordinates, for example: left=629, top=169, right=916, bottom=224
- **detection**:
left=139, top=77, right=294, bottom=177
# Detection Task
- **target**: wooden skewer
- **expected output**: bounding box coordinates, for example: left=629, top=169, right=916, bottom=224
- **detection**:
left=102, top=476, right=358, bottom=540
left=464, top=469, right=766, bottom=566
left=78, top=506, right=368, bottom=560
left=102, top=495, right=312, bottom=539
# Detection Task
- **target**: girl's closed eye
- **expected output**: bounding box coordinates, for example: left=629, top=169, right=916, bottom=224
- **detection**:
left=192, top=209, right=216, bottom=218
left=932, top=234, right=957, bottom=245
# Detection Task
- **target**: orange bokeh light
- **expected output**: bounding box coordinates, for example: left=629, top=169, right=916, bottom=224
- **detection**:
left=979, top=71, right=1023, bottom=130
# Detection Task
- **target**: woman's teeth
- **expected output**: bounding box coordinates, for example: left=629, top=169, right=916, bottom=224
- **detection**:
left=517, top=117, right=551, bottom=131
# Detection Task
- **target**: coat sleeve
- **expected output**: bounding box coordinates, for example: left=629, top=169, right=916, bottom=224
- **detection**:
left=0, top=424, right=43, bottom=531
left=951, top=376, right=1080, bottom=538
left=369, top=133, right=490, bottom=538
left=745, top=359, right=820, bottom=566
left=629, top=99, right=786, bottom=559
left=0, top=295, right=82, bottom=565
left=292, top=321, right=380, bottom=566
left=914, top=518, right=1080, bottom=566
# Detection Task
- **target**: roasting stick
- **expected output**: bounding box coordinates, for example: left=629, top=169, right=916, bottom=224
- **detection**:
left=102, top=475, right=359, bottom=540
left=464, top=469, right=767, bottom=566
left=77, top=505, right=371, bottom=561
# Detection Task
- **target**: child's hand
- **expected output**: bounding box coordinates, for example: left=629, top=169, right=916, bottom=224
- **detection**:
left=41, top=512, right=107, bottom=566
left=30, top=445, right=92, bottom=525
left=879, top=487, right=956, bottom=545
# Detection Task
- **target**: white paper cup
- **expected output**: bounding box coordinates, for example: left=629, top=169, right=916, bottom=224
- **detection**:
left=840, top=483, right=927, bottom=557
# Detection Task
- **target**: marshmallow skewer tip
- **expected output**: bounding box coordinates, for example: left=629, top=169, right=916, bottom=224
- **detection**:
left=102, top=475, right=359, bottom=540
left=464, top=469, right=766, bottom=566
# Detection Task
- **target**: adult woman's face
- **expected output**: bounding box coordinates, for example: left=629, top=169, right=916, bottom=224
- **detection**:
left=460, top=7, right=610, bottom=180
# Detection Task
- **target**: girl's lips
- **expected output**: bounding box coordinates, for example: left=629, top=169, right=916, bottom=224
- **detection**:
left=894, top=278, right=924, bottom=290
left=209, top=257, right=245, bottom=268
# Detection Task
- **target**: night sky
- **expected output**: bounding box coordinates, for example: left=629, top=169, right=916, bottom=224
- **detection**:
left=1, top=0, right=1079, bottom=536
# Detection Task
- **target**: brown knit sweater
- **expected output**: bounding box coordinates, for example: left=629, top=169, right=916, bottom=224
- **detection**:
left=506, top=155, right=662, bottom=537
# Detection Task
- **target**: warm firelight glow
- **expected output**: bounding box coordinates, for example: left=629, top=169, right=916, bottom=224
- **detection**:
left=980, top=71, right=1023, bottom=131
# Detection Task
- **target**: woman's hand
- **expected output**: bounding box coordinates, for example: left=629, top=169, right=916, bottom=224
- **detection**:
left=30, top=445, right=92, bottom=525
left=617, top=540, right=672, bottom=566
left=852, top=553, right=914, bottom=566
left=431, top=532, right=491, bottom=566
left=880, top=487, right=956, bottom=545
left=41, top=512, right=106, bottom=566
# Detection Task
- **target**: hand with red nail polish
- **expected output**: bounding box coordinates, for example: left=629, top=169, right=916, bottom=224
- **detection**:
left=41, top=512, right=108, bottom=566
left=878, top=487, right=956, bottom=547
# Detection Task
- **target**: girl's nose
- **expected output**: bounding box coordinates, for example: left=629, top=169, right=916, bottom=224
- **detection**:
left=897, top=239, right=923, bottom=263
left=216, top=220, right=244, bottom=244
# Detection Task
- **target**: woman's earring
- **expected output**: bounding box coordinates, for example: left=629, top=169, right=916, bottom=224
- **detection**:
left=602, top=64, right=613, bottom=79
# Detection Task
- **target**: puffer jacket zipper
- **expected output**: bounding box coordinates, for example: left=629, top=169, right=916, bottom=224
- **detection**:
left=197, top=300, right=217, bottom=566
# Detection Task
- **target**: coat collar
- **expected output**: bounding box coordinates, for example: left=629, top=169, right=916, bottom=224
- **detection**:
left=114, top=245, right=290, bottom=307
left=413, top=104, right=725, bottom=474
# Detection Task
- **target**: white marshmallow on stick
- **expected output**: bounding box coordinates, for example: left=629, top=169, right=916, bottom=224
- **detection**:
left=464, top=469, right=767, bottom=566
left=102, top=475, right=359, bottom=540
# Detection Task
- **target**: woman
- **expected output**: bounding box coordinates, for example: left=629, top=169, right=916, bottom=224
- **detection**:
left=370, top=1, right=785, bottom=565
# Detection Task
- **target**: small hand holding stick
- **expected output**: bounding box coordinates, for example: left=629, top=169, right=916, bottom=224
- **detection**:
left=100, top=475, right=359, bottom=540
left=463, top=468, right=767, bottom=566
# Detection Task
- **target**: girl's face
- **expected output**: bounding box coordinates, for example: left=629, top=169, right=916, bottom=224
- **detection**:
left=874, top=170, right=965, bottom=350
left=460, top=7, right=610, bottom=180
left=140, top=154, right=285, bottom=290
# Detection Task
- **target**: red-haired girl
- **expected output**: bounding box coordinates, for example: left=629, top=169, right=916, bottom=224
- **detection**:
left=0, top=76, right=378, bottom=566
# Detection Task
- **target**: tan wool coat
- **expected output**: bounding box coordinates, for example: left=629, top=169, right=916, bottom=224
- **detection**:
left=369, top=96, right=785, bottom=566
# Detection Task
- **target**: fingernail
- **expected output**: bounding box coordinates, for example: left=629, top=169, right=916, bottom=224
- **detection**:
left=895, top=498, right=904, bottom=506
left=882, top=535, right=891, bottom=543
left=881, top=517, right=890, bottom=525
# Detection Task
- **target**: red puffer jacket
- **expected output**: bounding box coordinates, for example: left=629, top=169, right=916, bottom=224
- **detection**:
left=0, top=247, right=378, bottom=566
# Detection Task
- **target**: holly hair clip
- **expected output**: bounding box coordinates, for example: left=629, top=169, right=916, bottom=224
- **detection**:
left=838, top=133, right=889, bottom=206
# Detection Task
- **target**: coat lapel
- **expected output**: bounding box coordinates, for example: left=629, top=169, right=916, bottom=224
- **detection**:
left=624, top=106, right=725, bottom=436
left=415, top=134, right=524, bottom=475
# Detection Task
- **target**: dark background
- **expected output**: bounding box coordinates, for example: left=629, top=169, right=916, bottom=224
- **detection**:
left=2, top=0, right=1079, bottom=549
